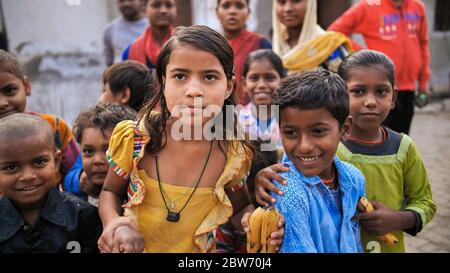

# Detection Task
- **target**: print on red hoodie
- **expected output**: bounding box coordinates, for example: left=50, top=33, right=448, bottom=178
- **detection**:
left=329, top=0, right=431, bottom=91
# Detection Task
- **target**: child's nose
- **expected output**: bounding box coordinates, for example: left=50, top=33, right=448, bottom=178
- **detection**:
left=297, top=136, right=314, bottom=154
left=364, top=97, right=377, bottom=108
left=19, top=167, right=37, bottom=182
left=0, top=96, right=9, bottom=108
left=185, top=81, right=204, bottom=98
left=93, top=153, right=106, bottom=165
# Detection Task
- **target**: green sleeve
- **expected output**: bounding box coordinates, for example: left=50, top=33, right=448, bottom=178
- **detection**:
left=402, top=136, right=436, bottom=231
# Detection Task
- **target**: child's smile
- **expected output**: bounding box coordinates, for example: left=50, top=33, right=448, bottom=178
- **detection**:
left=244, top=59, right=280, bottom=106
left=280, top=107, right=346, bottom=179
left=0, top=133, right=59, bottom=208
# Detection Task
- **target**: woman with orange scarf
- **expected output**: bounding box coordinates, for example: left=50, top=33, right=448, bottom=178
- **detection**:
left=216, top=0, right=272, bottom=106
left=123, top=0, right=177, bottom=75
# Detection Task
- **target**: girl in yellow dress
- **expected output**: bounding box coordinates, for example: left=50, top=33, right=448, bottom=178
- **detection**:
left=97, top=25, right=282, bottom=253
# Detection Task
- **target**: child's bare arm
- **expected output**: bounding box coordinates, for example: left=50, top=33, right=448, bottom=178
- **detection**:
left=98, top=167, right=127, bottom=225
left=354, top=201, right=416, bottom=236
left=225, top=185, right=254, bottom=231
left=98, top=167, right=143, bottom=252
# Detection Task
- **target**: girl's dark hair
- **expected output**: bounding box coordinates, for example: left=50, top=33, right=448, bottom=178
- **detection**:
left=138, top=25, right=253, bottom=155
left=73, top=103, right=137, bottom=144
left=217, top=0, right=250, bottom=7
left=0, top=49, right=26, bottom=81
left=103, top=61, right=154, bottom=112
left=338, top=49, right=395, bottom=88
left=275, top=68, right=349, bottom=127
left=242, top=49, right=286, bottom=78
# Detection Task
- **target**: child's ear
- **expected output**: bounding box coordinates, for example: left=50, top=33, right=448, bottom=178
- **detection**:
left=225, top=78, right=236, bottom=100
left=391, top=89, right=399, bottom=110
left=340, top=115, right=353, bottom=138
left=24, top=77, right=31, bottom=96
left=53, top=149, right=62, bottom=174
left=118, top=88, right=132, bottom=105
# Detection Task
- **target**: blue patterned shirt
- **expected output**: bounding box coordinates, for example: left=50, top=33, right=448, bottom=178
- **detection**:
left=274, top=156, right=365, bottom=253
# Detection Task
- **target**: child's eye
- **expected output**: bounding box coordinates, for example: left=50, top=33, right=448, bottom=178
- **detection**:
left=312, top=127, right=328, bottom=136
left=1, top=164, right=18, bottom=173
left=204, top=74, right=217, bottom=81
left=3, top=87, right=17, bottom=96
left=34, top=159, right=48, bottom=168
left=248, top=75, right=259, bottom=82
left=221, top=2, right=231, bottom=9
left=377, top=89, right=389, bottom=95
left=83, top=148, right=94, bottom=157
left=174, top=74, right=186, bottom=80
left=265, top=75, right=277, bottom=82
left=350, top=88, right=365, bottom=95
left=282, top=130, right=298, bottom=138
left=236, top=2, right=246, bottom=9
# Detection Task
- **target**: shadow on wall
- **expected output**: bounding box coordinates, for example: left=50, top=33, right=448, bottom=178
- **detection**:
left=19, top=43, right=105, bottom=125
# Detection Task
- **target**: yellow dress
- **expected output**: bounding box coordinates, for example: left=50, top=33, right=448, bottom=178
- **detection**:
left=106, top=119, right=252, bottom=252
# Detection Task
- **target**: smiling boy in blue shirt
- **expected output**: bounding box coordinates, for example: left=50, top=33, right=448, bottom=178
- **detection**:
left=274, top=69, right=365, bottom=253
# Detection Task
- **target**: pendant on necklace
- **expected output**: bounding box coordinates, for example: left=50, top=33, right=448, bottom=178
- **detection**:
left=167, top=211, right=180, bottom=222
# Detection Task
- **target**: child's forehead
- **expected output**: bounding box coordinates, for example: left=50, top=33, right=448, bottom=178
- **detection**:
left=167, top=45, right=226, bottom=72
left=280, top=106, right=337, bottom=124
left=81, top=127, right=113, bottom=142
left=348, top=64, right=390, bottom=78
left=0, top=70, right=24, bottom=83
left=0, top=135, right=54, bottom=159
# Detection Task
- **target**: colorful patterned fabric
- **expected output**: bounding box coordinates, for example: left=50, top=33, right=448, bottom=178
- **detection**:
left=33, top=113, right=79, bottom=186
left=214, top=222, right=247, bottom=253
left=106, top=118, right=253, bottom=252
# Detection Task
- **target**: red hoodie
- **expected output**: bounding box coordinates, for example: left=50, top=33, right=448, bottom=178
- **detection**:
left=329, top=0, right=431, bottom=91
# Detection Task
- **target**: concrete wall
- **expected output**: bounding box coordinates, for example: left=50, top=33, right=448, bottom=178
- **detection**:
left=2, top=0, right=117, bottom=125
left=422, top=0, right=450, bottom=94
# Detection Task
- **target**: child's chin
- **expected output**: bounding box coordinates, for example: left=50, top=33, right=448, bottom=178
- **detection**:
left=293, top=164, right=320, bottom=178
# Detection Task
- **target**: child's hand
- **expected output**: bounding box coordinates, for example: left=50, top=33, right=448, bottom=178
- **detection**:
left=255, top=164, right=289, bottom=207
left=112, top=226, right=145, bottom=253
left=354, top=201, right=405, bottom=236
left=80, top=171, right=101, bottom=198
left=98, top=216, right=139, bottom=253
left=268, top=213, right=285, bottom=252
left=241, top=211, right=252, bottom=233
left=241, top=210, right=285, bottom=252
